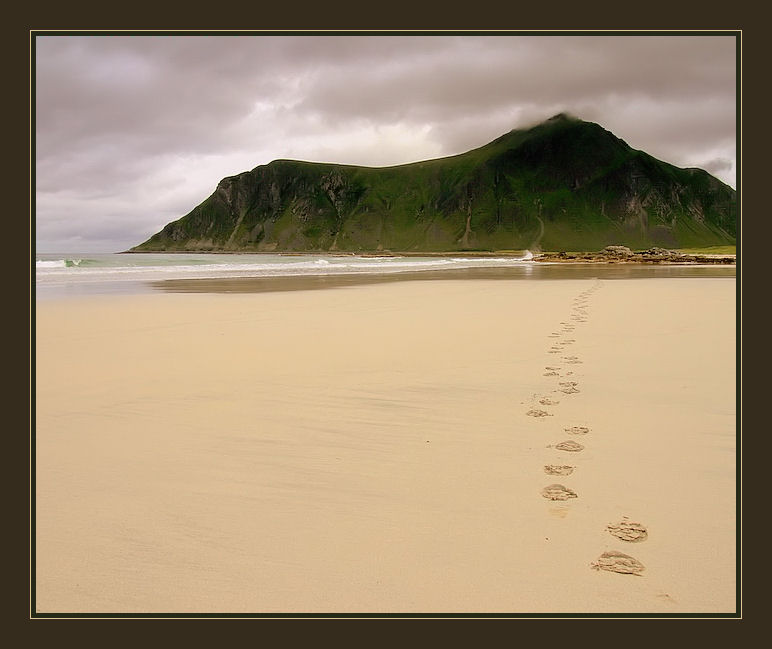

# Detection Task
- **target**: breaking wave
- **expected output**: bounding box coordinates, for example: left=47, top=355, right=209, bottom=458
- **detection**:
left=36, top=258, right=85, bottom=268
left=35, top=251, right=536, bottom=293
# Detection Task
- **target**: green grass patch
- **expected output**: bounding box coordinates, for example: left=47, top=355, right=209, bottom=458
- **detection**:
left=675, top=245, right=736, bottom=255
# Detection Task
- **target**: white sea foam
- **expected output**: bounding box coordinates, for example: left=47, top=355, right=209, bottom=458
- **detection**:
left=37, top=259, right=83, bottom=268
left=35, top=252, right=536, bottom=296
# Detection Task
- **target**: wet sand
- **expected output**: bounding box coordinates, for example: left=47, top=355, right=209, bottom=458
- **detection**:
left=35, top=273, right=736, bottom=614
left=149, top=263, right=736, bottom=295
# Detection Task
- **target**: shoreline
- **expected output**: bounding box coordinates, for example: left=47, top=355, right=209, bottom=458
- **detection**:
left=150, top=264, right=736, bottom=295
left=120, top=248, right=736, bottom=264
left=37, top=254, right=735, bottom=302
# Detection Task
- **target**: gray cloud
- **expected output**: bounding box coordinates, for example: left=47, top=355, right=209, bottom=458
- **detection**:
left=701, top=157, right=734, bottom=175
left=35, top=34, right=737, bottom=252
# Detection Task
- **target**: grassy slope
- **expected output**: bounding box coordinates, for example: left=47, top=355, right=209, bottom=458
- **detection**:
left=134, top=115, right=736, bottom=253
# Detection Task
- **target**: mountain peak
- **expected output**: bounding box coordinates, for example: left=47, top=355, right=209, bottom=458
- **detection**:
left=133, top=116, right=736, bottom=253
left=546, top=112, right=575, bottom=122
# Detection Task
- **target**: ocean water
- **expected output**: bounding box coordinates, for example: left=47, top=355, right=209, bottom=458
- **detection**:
left=35, top=251, right=737, bottom=299
left=34, top=251, right=536, bottom=299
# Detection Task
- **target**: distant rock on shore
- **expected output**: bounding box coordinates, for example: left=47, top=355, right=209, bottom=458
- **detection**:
left=535, top=246, right=735, bottom=265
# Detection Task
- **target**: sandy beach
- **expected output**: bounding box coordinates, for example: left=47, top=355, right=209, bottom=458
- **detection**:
left=34, top=271, right=736, bottom=614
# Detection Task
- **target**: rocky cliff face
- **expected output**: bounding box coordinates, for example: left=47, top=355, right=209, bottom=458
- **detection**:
left=133, top=114, right=736, bottom=252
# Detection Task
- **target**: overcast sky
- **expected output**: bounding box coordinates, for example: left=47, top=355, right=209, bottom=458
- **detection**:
left=35, top=34, right=737, bottom=253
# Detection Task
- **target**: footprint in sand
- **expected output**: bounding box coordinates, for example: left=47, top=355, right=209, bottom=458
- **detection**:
left=544, top=464, right=575, bottom=476
left=562, top=356, right=583, bottom=364
left=539, top=397, right=560, bottom=406
left=559, top=381, right=580, bottom=392
left=552, top=440, right=584, bottom=452
left=565, top=425, right=589, bottom=435
left=527, top=409, right=553, bottom=417
left=591, top=551, right=645, bottom=575
left=545, top=366, right=561, bottom=371
left=543, top=371, right=559, bottom=376
left=541, top=484, right=578, bottom=500
left=606, top=519, right=648, bottom=542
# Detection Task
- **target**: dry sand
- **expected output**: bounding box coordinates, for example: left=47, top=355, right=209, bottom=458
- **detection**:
left=35, top=274, right=736, bottom=614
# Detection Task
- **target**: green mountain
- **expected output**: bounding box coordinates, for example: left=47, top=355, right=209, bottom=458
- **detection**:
left=131, top=114, right=736, bottom=253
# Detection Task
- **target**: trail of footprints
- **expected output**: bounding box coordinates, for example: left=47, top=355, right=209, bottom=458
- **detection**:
left=527, top=280, right=649, bottom=576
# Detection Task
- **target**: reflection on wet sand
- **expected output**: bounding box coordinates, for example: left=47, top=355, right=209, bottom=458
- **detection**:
left=150, top=263, right=735, bottom=294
